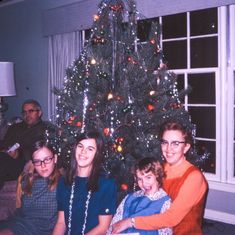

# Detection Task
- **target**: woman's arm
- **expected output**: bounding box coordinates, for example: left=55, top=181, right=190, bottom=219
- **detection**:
left=85, top=214, right=112, bottom=235
left=15, top=174, right=23, bottom=208
left=52, top=211, right=66, bottom=235
left=134, top=170, right=207, bottom=229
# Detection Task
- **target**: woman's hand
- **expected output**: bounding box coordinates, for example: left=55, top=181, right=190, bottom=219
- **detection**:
left=111, top=218, right=132, bottom=234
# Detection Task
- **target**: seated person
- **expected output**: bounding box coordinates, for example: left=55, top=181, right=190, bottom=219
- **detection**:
left=0, top=99, right=48, bottom=189
left=52, top=130, right=117, bottom=235
left=0, top=140, right=60, bottom=235
left=112, top=121, right=208, bottom=235
left=108, top=157, right=172, bottom=235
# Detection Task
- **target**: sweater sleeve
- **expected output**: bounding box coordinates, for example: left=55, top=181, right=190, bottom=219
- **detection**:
left=135, top=170, right=207, bottom=230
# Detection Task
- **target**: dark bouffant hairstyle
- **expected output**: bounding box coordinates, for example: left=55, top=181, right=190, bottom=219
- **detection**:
left=65, top=130, right=104, bottom=192
left=159, top=121, right=193, bottom=146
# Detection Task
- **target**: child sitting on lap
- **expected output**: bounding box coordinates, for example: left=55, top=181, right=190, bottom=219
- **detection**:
left=108, top=157, right=172, bottom=235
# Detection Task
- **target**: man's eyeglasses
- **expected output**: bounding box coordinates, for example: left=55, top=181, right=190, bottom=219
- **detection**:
left=32, top=156, right=54, bottom=166
left=22, top=109, right=39, bottom=115
left=161, top=140, right=186, bottom=149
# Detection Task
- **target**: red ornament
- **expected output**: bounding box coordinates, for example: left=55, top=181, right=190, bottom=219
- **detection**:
left=150, top=39, right=156, bottom=44
left=117, top=137, right=124, bottom=142
left=121, top=184, right=128, bottom=191
left=170, top=103, right=182, bottom=109
left=103, top=128, right=110, bottom=136
left=110, top=4, right=123, bottom=12
left=147, top=104, right=155, bottom=111
left=127, top=56, right=132, bottom=62
left=76, top=121, right=82, bottom=127
left=68, top=116, right=76, bottom=124
left=127, top=56, right=137, bottom=64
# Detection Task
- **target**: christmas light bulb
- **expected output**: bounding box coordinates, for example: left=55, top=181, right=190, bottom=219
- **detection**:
left=90, top=58, right=96, bottom=64
left=107, top=93, right=113, bottom=100
left=117, top=145, right=123, bottom=152
left=93, top=14, right=100, bottom=21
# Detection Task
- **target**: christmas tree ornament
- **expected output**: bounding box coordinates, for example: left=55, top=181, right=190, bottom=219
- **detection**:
left=93, top=14, right=100, bottom=21
left=107, top=93, right=114, bottom=100
left=90, top=58, right=96, bottom=64
left=103, top=128, right=110, bottom=136
left=121, top=183, right=128, bottom=191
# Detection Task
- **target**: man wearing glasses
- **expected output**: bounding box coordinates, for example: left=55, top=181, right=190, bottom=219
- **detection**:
left=0, top=99, right=48, bottom=189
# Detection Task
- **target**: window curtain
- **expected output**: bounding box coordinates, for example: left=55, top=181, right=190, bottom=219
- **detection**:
left=47, top=31, right=82, bottom=122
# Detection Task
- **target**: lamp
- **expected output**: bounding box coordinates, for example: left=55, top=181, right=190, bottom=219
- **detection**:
left=0, top=62, right=16, bottom=126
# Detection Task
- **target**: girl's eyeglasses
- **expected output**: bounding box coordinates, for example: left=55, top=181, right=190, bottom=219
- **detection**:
left=32, top=156, right=54, bottom=166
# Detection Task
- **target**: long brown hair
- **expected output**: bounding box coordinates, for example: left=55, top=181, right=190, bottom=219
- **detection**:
left=65, top=130, right=104, bottom=192
left=22, top=140, right=60, bottom=195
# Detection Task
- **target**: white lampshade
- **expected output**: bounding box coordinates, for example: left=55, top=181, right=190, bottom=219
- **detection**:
left=0, top=62, right=16, bottom=96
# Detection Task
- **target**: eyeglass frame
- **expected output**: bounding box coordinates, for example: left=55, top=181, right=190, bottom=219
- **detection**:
left=32, top=156, right=54, bottom=166
left=22, top=109, right=40, bottom=115
left=160, top=140, right=187, bottom=149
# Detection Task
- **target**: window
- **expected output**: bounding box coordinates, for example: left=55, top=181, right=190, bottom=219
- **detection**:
left=137, top=6, right=235, bottom=184
left=160, top=8, right=218, bottom=175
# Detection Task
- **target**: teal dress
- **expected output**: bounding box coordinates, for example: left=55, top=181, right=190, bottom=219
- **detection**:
left=57, top=175, right=117, bottom=234
left=0, top=177, right=57, bottom=235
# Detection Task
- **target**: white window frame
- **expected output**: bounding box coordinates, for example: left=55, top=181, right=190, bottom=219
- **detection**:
left=161, top=6, right=235, bottom=189
left=227, top=5, right=235, bottom=184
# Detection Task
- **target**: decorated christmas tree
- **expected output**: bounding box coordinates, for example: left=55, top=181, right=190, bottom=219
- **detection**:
left=48, top=0, right=204, bottom=192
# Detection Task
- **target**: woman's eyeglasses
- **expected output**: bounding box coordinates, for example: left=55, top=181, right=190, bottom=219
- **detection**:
left=161, top=140, right=186, bottom=149
left=32, top=156, right=54, bottom=166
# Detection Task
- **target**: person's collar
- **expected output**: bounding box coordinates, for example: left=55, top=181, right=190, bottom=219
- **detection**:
left=24, top=119, right=43, bottom=128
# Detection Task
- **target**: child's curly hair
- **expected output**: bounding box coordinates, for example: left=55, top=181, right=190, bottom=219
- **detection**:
left=134, top=157, right=165, bottom=188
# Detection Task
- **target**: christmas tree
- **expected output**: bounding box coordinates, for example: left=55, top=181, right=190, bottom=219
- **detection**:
left=48, top=0, right=203, bottom=192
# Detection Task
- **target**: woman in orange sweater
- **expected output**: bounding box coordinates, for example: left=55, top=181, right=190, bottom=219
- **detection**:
left=112, top=121, right=208, bottom=235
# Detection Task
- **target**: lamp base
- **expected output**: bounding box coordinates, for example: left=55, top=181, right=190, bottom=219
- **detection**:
left=0, top=97, right=8, bottom=127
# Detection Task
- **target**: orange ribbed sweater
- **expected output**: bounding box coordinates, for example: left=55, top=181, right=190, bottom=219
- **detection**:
left=135, top=159, right=208, bottom=235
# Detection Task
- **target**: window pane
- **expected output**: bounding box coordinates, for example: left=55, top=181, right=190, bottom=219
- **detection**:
left=177, top=74, right=184, bottom=90
left=197, top=140, right=216, bottom=173
left=176, top=74, right=185, bottom=103
left=188, top=73, right=215, bottom=104
left=85, top=29, right=91, bottom=40
left=163, top=40, right=187, bottom=69
left=188, top=107, right=215, bottom=139
left=190, top=8, right=217, bottom=36
left=137, top=18, right=159, bottom=42
left=162, top=13, right=187, bottom=39
left=191, top=37, right=218, bottom=68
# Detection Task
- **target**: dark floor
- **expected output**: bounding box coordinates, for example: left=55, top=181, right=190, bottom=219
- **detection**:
left=202, top=219, right=235, bottom=235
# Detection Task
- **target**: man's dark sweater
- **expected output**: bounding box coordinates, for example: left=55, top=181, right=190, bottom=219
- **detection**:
left=0, top=120, right=47, bottom=183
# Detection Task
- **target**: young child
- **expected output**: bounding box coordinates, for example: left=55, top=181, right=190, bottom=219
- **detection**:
left=0, top=140, right=60, bottom=235
left=108, top=157, right=172, bottom=235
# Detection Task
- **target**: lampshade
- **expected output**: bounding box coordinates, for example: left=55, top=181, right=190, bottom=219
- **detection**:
left=0, top=62, right=16, bottom=96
